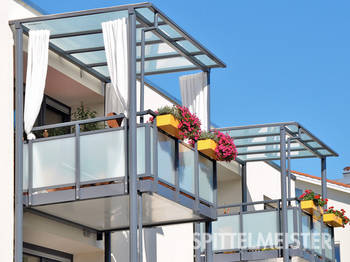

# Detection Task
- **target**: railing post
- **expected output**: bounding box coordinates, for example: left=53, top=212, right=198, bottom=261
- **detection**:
left=205, top=221, right=213, bottom=262
left=194, top=222, right=201, bottom=262
left=104, top=232, right=111, bottom=262
left=174, top=139, right=180, bottom=202
left=280, top=126, right=289, bottom=262
left=138, top=193, right=143, bottom=262
left=152, top=118, right=158, bottom=192
left=15, top=22, right=24, bottom=262
left=75, top=123, right=80, bottom=200
left=128, top=7, right=138, bottom=262
left=194, top=142, right=200, bottom=212
left=321, top=157, right=327, bottom=261
left=241, top=162, right=247, bottom=212
left=28, top=140, right=33, bottom=206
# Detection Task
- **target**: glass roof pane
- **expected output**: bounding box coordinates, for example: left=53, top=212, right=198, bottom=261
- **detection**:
left=23, top=10, right=128, bottom=34
left=177, top=40, right=200, bottom=53
left=237, top=150, right=315, bottom=162
left=72, top=50, right=106, bottom=64
left=136, top=43, right=177, bottom=58
left=136, top=56, right=195, bottom=74
left=194, top=55, right=216, bottom=66
left=158, top=24, right=181, bottom=38
left=51, top=34, right=104, bottom=50
left=92, top=66, right=109, bottom=76
left=234, top=136, right=280, bottom=146
left=136, top=29, right=160, bottom=42
left=226, top=126, right=281, bottom=138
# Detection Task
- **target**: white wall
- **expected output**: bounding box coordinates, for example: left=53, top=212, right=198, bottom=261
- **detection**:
left=246, top=162, right=295, bottom=210
left=0, top=1, right=14, bottom=261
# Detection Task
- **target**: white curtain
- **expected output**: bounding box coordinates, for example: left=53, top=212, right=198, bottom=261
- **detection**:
left=24, top=30, right=50, bottom=140
left=105, top=83, right=124, bottom=114
left=179, top=72, right=209, bottom=130
left=102, top=18, right=129, bottom=116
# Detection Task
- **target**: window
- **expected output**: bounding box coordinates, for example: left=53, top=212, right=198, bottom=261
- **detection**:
left=23, top=243, right=73, bottom=262
left=335, top=243, right=341, bottom=262
left=35, top=95, right=71, bottom=127
left=295, top=188, right=303, bottom=198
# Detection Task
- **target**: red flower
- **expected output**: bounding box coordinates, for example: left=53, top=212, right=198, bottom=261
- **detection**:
left=314, top=195, right=321, bottom=199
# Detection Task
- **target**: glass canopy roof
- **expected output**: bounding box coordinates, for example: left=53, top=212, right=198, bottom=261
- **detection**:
left=214, top=122, right=338, bottom=162
left=11, top=3, right=225, bottom=82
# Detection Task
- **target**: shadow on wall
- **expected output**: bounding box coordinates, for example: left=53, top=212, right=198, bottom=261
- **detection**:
left=111, top=228, right=164, bottom=262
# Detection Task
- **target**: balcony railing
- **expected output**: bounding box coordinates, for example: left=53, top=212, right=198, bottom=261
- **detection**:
left=199, top=199, right=334, bottom=262
left=22, top=111, right=216, bottom=217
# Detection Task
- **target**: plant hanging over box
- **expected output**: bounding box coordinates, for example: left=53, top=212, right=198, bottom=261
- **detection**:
left=197, top=131, right=237, bottom=162
left=324, top=207, right=349, bottom=228
left=299, top=189, right=327, bottom=220
left=153, top=105, right=201, bottom=141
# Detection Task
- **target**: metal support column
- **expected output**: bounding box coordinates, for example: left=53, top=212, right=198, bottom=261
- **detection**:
left=241, top=162, right=247, bottom=212
left=287, top=138, right=291, bottom=201
left=15, top=22, right=24, bottom=262
left=321, top=158, right=327, bottom=205
left=321, top=157, right=327, bottom=262
left=194, top=223, right=201, bottom=262
left=128, top=8, right=138, bottom=262
left=138, top=194, right=143, bottom=262
left=206, top=69, right=211, bottom=131
left=104, top=232, right=111, bottom=262
left=205, top=221, right=213, bottom=262
left=280, top=126, right=289, bottom=262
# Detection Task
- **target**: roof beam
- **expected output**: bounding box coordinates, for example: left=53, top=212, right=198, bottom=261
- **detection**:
left=135, top=11, right=207, bottom=71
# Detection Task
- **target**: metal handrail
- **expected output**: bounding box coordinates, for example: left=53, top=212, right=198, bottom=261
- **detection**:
left=217, top=197, right=299, bottom=210
left=31, top=113, right=125, bottom=132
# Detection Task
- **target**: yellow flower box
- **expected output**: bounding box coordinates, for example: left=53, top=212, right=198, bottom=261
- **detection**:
left=301, top=200, right=323, bottom=220
left=198, top=139, right=217, bottom=160
left=156, top=114, right=180, bottom=139
left=323, top=213, right=343, bottom=227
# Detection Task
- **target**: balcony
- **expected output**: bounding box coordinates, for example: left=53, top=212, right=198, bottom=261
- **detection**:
left=199, top=199, right=335, bottom=262
left=22, top=112, right=217, bottom=231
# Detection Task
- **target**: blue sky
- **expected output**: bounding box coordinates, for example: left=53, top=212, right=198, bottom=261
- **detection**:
left=24, top=0, right=350, bottom=180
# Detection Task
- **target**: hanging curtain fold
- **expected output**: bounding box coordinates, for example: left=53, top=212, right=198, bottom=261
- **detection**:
left=179, top=72, right=209, bottom=131
left=105, top=82, right=124, bottom=115
left=102, top=18, right=129, bottom=116
left=24, top=29, right=50, bottom=140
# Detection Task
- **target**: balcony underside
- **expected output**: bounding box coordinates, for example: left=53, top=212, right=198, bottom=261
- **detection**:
left=24, top=180, right=215, bottom=231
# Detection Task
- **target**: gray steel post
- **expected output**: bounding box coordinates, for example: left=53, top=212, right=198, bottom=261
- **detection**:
left=206, top=70, right=211, bottom=131
left=205, top=221, right=213, bottom=262
left=104, top=232, right=111, bottom=262
left=128, top=8, right=138, bottom=262
left=321, top=158, right=327, bottom=206
left=280, top=126, right=289, bottom=262
left=321, top=157, right=327, bottom=262
left=138, top=194, right=143, bottom=262
left=15, top=22, right=24, bottom=262
left=287, top=138, right=291, bottom=201
left=241, top=162, right=247, bottom=212
left=194, top=222, right=201, bottom=262
left=140, top=29, right=145, bottom=123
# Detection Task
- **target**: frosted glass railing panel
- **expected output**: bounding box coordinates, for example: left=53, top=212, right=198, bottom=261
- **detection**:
left=324, top=225, right=333, bottom=260
left=288, top=209, right=299, bottom=244
left=213, top=215, right=240, bottom=250
left=312, top=219, right=322, bottom=256
left=80, top=130, right=125, bottom=182
left=199, top=155, right=214, bottom=203
left=243, top=211, right=279, bottom=248
left=23, top=144, right=28, bottom=190
left=32, top=137, right=75, bottom=188
left=301, top=214, right=311, bottom=249
left=179, top=143, right=194, bottom=193
left=157, top=132, right=175, bottom=184
left=137, top=127, right=146, bottom=175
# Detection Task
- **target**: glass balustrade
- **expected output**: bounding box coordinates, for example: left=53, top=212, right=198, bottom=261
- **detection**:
left=22, top=121, right=215, bottom=207
left=210, top=205, right=334, bottom=261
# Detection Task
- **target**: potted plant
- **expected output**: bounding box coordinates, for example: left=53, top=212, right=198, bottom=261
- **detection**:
left=324, top=207, right=349, bottom=228
left=154, top=105, right=201, bottom=141
left=197, top=131, right=237, bottom=161
left=299, top=189, right=327, bottom=220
